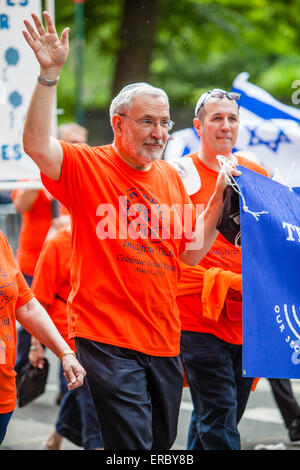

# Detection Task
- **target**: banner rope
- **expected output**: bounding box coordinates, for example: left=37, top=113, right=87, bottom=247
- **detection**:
left=216, top=154, right=269, bottom=221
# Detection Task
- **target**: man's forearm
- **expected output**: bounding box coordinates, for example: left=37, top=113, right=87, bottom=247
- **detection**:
left=16, top=298, right=70, bottom=358
left=23, top=74, right=61, bottom=178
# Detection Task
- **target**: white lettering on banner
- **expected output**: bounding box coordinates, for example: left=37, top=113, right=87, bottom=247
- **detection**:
left=273, top=304, right=300, bottom=365
left=0, top=0, right=42, bottom=181
left=282, top=221, right=300, bottom=242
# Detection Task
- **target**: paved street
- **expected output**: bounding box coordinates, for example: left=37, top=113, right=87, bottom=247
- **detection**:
left=1, top=349, right=300, bottom=451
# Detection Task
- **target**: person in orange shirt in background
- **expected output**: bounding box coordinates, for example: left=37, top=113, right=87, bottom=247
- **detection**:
left=0, top=230, right=86, bottom=445
left=21, top=12, right=240, bottom=450
left=12, top=186, right=57, bottom=377
left=12, top=123, right=87, bottom=397
left=174, top=89, right=269, bottom=450
left=29, top=224, right=103, bottom=450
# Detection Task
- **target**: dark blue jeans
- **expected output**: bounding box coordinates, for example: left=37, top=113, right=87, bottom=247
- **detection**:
left=180, top=331, right=253, bottom=450
left=56, top=379, right=102, bottom=450
left=75, top=338, right=183, bottom=450
left=0, top=411, right=13, bottom=445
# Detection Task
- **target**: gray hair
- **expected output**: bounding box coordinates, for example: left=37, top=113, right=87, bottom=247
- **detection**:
left=58, top=122, right=88, bottom=139
left=109, top=82, right=169, bottom=126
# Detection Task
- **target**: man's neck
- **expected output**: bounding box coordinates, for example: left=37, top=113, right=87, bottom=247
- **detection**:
left=197, top=148, right=234, bottom=172
left=112, top=143, right=152, bottom=172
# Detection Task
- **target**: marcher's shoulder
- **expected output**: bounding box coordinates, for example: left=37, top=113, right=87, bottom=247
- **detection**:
left=59, top=142, right=113, bottom=174
left=60, top=141, right=106, bottom=160
left=49, top=227, right=70, bottom=244
left=236, top=155, right=270, bottom=177
left=158, top=159, right=183, bottom=177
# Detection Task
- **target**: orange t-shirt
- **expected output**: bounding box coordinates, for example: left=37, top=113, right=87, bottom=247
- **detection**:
left=41, top=143, right=195, bottom=357
left=31, top=227, right=74, bottom=351
left=177, top=153, right=269, bottom=344
left=0, top=231, right=34, bottom=413
left=12, top=189, right=52, bottom=276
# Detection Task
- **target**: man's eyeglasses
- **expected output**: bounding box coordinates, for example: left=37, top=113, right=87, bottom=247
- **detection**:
left=195, top=90, right=241, bottom=115
left=119, top=114, right=175, bottom=130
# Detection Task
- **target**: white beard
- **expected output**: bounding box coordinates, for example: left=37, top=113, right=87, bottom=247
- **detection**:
left=123, top=129, right=164, bottom=164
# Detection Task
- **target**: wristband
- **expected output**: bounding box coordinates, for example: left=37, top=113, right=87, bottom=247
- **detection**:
left=37, top=75, right=59, bottom=87
left=59, top=350, right=76, bottom=360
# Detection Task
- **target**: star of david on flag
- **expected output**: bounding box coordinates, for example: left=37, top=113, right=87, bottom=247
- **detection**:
left=232, top=72, right=300, bottom=187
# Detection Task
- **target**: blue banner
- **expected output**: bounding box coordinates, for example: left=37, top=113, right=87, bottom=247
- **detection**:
left=237, top=166, right=300, bottom=379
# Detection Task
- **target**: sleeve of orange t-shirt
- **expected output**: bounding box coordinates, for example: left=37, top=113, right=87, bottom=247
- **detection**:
left=41, top=141, right=89, bottom=211
left=15, top=271, right=35, bottom=309
left=0, top=232, right=34, bottom=309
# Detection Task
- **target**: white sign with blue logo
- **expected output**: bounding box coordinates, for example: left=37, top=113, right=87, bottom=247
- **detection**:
left=0, top=0, right=42, bottom=181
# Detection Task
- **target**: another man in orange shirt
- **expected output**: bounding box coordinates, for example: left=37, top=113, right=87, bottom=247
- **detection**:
left=21, top=13, right=239, bottom=450
left=174, top=89, right=269, bottom=450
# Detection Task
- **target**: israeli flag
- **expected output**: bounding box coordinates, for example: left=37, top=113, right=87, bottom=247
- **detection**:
left=232, top=72, right=300, bottom=187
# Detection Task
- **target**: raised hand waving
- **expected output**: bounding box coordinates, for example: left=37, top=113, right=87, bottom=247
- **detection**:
left=23, top=11, right=69, bottom=77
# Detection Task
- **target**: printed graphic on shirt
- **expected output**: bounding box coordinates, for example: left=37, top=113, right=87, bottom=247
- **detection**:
left=0, top=266, right=15, bottom=364
left=96, top=186, right=196, bottom=279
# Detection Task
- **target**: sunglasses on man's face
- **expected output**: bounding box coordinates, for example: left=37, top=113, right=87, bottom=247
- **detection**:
left=196, top=90, right=241, bottom=115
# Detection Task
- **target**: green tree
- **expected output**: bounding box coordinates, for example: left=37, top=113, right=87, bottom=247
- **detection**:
left=53, top=0, right=300, bottom=120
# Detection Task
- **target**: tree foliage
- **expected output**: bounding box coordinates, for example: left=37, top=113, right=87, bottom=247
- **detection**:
left=53, top=0, right=300, bottom=120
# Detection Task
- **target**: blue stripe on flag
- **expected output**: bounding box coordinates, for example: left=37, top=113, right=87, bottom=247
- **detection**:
left=231, top=85, right=300, bottom=125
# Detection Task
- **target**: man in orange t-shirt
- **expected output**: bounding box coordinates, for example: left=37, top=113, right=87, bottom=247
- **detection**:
left=22, top=12, right=240, bottom=450
left=173, top=89, right=269, bottom=450
left=0, top=231, right=86, bottom=445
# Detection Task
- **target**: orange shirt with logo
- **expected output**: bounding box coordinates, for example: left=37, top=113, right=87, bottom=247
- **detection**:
left=31, top=227, right=74, bottom=351
left=0, top=232, right=34, bottom=413
left=178, top=153, right=269, bottom=344
left=41, top=143, right=195, bottom=357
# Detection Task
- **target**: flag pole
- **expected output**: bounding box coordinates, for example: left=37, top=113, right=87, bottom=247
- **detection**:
left=73, top=0, right=85, bottom=126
